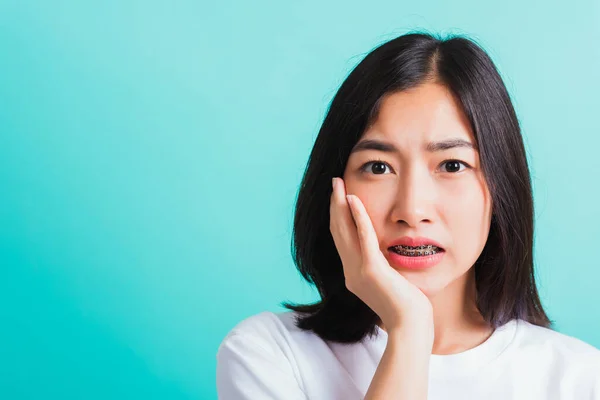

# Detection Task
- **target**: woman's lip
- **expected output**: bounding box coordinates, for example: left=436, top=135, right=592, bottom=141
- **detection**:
left=387, top=248, right=445, bottom=270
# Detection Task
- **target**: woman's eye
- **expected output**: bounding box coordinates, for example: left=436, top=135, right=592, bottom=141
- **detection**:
left=360, top=161, right=392, bottom=175
left=360, top=160, right=470, bottom=175
left=440, top=160, right=469, bottom=173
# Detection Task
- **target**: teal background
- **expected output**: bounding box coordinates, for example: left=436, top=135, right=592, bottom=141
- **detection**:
left=1, top=0, right=599, bottom=398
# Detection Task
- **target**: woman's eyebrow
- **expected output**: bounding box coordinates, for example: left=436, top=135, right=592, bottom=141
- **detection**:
left=350, top=138, right=477, bottom=154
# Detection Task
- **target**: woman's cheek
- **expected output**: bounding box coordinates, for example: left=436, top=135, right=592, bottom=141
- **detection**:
left=353, top=191, right=389, bottom=237
left=361, top=196, right=387, bottom=226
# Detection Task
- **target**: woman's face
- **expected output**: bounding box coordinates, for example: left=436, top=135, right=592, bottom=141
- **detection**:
left=342, top=82, right=492, bottom=298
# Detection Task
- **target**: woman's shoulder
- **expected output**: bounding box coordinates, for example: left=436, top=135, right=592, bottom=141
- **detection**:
left=220, top=310, right=303, bottom=341
left=514, top=319, right=600, bottom=367
left=216, top=311, right=314, bottom=398
left=217, top=310, right=319, bottom=357
left=517, top=320, right=599, bottom=351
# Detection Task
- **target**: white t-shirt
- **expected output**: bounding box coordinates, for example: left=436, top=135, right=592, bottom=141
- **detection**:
left=216, top=310, right=600, bottom=399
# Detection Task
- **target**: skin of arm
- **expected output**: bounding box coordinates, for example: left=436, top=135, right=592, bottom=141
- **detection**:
left=364, top=325, right=433, bottom=400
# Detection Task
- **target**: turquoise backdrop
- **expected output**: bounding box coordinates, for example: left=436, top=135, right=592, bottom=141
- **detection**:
left=1, top=0, right=599, bottom=398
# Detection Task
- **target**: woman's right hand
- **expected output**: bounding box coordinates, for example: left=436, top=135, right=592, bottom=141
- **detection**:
left=329, top=177, right=435, bottom=339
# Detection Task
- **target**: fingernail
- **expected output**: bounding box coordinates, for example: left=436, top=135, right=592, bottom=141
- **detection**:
left=346, top=194, right=352, bottom=204
left=332, top=177, right=337, bottom=189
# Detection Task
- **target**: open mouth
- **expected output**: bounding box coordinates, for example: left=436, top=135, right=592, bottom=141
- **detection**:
left=389, top=245, right=445, bottom=257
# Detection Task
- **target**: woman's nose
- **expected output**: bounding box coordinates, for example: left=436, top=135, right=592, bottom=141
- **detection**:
left=390, top=168, right=435, bottom=227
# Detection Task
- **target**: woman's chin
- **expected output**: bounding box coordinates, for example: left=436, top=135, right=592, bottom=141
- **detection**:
left=401, top=276, right=445, bottom=299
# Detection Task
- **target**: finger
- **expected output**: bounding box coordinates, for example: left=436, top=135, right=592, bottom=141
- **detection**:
left=329, top=178, right=359, bottom=260
left=346, top=194, right=380, bottom=262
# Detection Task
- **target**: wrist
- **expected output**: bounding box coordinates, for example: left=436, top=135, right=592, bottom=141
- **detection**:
left=387, top=325, right=434, bottom=350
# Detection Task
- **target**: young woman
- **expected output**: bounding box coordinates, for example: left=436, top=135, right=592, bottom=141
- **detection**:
left=216, top=32, right=600, bottom=399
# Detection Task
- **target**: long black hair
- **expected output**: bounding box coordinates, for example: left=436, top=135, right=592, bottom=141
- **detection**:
left=281, top=31, right=553, bottom=343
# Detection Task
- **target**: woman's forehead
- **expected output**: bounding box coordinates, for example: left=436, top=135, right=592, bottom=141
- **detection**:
left=369, top=84, right=473, bottom=141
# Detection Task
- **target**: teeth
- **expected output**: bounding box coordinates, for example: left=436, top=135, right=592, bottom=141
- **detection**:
left=391, top=244, right=441, bottom=257
left=395, top=245, right=438, bottom=250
